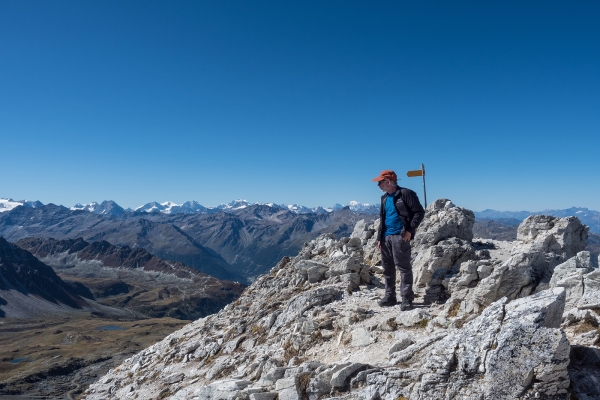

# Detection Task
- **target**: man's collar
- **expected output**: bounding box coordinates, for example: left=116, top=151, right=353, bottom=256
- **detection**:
left=387, top=185, right=400, bottom=195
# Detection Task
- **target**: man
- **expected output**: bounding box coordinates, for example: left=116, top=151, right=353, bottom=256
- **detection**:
left=372, top=170, right=425, bottom=310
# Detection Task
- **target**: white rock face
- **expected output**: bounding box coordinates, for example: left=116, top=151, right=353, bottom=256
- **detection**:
left=385, top=288, right=570, bottom=399
left=516, top=215, right=589, bottom=258
left=412, top=198, right=475, bottom=249
left=550, top=251, right=596, bottom=311
left=81, top=199, right=599, bottom=400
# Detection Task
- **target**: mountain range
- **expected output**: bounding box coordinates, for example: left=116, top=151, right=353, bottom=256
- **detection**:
left=131, top=199, right=380, bottom=215
left=0, top=201, right=376, bottom=283
left=6, top=198, right=600, bottom=232
left=3, top=198, right=599, bottom=286
left=1, top=198, right=380, bottom=216
left=475, top=206, right=600, bottom=233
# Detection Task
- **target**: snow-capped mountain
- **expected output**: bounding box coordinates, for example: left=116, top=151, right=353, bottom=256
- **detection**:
left=71, top=200, right=125, bottom=216
left=134, top=199, right=251, bottom=214
left=215, top=199, right=252, bottom=211
left=0, top=198, right=44, bottom=213
left=134, top=201, right=179, bottom=214
left=327, top=202, right=379, bottom=214
left=283, top=204, right=330, bottom=214
left=5, top=197, right=377, bottom=216
left=127, top=199, right=378, bottom=215
left=348, top=200, right=379, bottom=214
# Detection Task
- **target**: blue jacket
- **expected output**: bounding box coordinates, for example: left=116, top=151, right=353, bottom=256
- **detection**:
left=377, top=187, right=425, bottom=242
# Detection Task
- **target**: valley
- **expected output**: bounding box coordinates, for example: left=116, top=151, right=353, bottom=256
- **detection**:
left=0, top=315, right=187, bottom=399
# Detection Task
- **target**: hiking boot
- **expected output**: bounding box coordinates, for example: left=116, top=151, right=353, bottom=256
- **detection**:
left=401, top=297, right=412, bottom=311
left=378, top=295, right=397, bottom=307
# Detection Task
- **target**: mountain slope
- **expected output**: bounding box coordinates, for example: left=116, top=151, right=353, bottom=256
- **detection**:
left=169, top=205, right=376, bottom=279
left=0, top=237, right=85, bottom=315
left=0, top=237, right=130, bottom=319
left=15, top=237, right=246, bottom=320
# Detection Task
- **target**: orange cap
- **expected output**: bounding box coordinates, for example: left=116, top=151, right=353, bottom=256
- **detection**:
left=371, top=170, right=397, bottom=182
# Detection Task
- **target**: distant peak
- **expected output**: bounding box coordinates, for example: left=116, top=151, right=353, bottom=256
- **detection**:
left=0, top=198, right=44, bottom=212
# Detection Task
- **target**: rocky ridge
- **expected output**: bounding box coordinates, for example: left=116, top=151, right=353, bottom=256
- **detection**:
left=83, top=199, right=600, bottom=400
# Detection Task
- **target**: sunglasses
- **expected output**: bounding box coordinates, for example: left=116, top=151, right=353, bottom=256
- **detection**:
left=377, top=180, right=387, bottom=186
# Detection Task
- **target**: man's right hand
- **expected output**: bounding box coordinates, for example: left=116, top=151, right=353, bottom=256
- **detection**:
left=377, top=241, right=381, bottom=251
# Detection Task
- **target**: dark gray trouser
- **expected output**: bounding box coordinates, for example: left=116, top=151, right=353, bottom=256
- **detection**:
left=381, top=234, right=413, bottom=300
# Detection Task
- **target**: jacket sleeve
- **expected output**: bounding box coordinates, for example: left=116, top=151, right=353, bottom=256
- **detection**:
left=405, top=190, right=425, bottom=232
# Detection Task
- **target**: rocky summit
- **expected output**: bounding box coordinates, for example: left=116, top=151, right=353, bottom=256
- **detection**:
left=82, top=199, right=600, bottom=400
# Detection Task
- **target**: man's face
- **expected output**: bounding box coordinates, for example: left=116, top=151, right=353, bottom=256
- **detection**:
left=378, top=179, right=393, bottom=193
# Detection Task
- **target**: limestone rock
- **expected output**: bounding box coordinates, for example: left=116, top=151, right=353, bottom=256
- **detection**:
left=397, top=308, right=431, bottom=327
left=330, top=363, right=369, bottom=389
left=250, top=393, right=277, bottom=400
left=449, top=251, right=554, bottom=317
left=383, top=288, right=570, bottom=400
left=164, top=372, right=185, bottom=384
left=361, top=219, right=380, bottom=267
left=579, top=267, right=600, bottom=309
left=563, top=308, right=600, bottom=327
left=550, top=251, right=596, bottom=312
left=412, top=237, right=475, bottom=289
left=272, top=287, right=343, bottom=330
left=307, top=363, right=348, bottom=400
left=571, top=330, right=600, bottom=347
left=328, top=256, right=361, bottom=277
left=275, top=376, right=301, bottom=400
left=412, top=198, right=475, bottom=249
left=388, top=332, right=413, bottom=356
left=192, top=379, right=252, bottom=399
left=351, top=327, right=372, bottom=347
left=515, top=214, right=588, bottom=258
left=307, top=265, right=329, bottom=283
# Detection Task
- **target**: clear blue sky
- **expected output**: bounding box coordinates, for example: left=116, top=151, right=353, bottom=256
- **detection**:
left=2, top=1, right=599, bottom=211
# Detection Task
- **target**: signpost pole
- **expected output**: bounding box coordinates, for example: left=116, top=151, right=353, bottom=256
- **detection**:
left=406, top=165, right=427, bottom=207
left=421, top=163, right=427, bottom=207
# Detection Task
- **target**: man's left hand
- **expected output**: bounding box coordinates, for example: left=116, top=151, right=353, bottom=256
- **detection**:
left=402, top=231, right=411, bottom=242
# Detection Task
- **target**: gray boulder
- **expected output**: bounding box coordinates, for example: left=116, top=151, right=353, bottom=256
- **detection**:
left=328, top=255, right=361, bottom=277
left=516, top=214, right=588, bottom=258
left=330, top=363, right=370, bottom=389
left=271, top=287, right=342, bottom=330
left=192, top=379, right=252, bottom=399
left=275, top=376, right=302, bottom=400
left=550, top=251, right=596, bottom=312
left=448, top=251, right=548, bottom=317
left=361, top=219, right=381, bottom=267
left=412, top=198, right=475, bottom=250
left=579, top=267, right=600, bottom=309
left=412, top=237, right=475, bottom=289
left=381, top=288, right=570, bottom=400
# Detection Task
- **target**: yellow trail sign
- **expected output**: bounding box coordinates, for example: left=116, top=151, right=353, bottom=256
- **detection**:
left=406, top=170, right=423, bottom=177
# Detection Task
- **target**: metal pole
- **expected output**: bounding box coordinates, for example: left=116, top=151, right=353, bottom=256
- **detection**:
left=421, top=163, right=427, bottom=207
